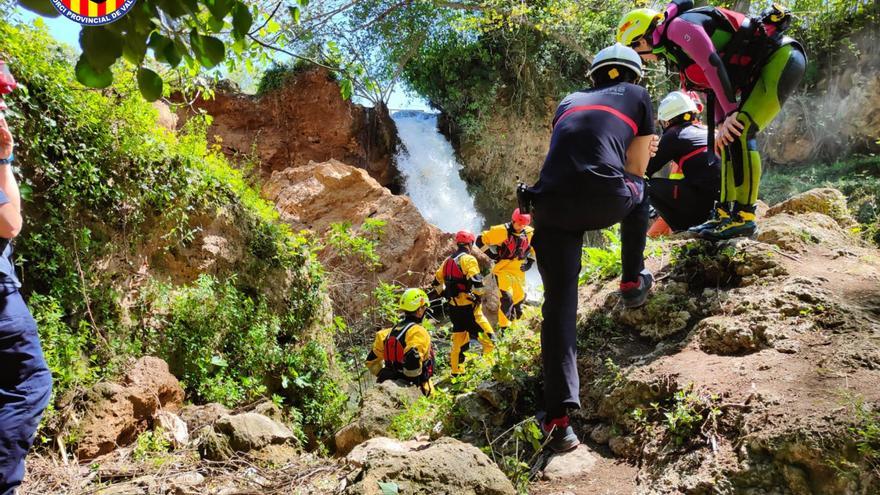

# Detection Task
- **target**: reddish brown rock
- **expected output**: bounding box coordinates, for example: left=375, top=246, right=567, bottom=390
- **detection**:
left=75, top=357, right=184, bottom=460
left=264, top=160, right=452, bottom=318
left=177, top=67, right=400, bottom=189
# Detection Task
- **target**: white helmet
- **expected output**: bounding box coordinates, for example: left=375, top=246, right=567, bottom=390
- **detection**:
left=589, top=43, right=643, bottom=80
left=658, top=91, right=699, bottom=122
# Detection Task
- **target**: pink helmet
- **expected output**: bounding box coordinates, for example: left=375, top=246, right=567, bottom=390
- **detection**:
left=455, top=230, right=475, bottom=244
left=512, top=208, right=531, bottom=226
left=0, top=61, right=16, bottom=111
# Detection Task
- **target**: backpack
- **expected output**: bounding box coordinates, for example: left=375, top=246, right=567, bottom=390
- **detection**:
left=383, top=322, right=416, bottom=371
left=382, top=322, right=435, bottom=384
left=442, top=253, right=472, bottom=299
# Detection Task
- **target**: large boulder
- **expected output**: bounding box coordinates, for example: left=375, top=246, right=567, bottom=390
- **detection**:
left=74, top=357, right=185, bottom=460
left=766, top=188, right=856, bottom=228
left=342, top=437, right=516, bottom=495
left=334, top=381, right=423, bottom=456
left=177, top=67, right=400, bottom=189
left=215, top=412, right=296, bottom=452
left=264, top=160, right=453, bottom=318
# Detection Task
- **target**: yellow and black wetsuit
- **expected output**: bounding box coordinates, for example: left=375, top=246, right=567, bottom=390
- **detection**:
left=433, top=247, right=495, bottom=375
left=476, top=223, right=535, bottom=330
left=366, top=316, right=435, bottom=396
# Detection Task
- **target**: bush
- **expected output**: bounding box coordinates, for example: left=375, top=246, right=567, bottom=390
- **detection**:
left=0, top=21, right=342, bottom=439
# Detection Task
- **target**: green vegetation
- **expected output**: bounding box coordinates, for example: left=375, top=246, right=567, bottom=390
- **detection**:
left=762, top=155, right=880, bottom=244
left=631, top=383, right=723, bottom=447
left=2, top=22, right=344, bottom=439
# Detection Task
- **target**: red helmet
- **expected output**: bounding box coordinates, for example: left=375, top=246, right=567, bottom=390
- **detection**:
left=455, top=230, right=475, bottom=244
left=512, top=208, right=531, bottom=226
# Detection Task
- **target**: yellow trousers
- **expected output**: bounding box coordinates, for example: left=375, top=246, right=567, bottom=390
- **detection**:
left=495, top=267, right=526, bottom=329
left=449, top=303, right=495, bottom=374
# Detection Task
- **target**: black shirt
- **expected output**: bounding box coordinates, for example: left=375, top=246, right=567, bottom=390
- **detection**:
left=646, top=123, right=719, bottom=187
left=534, top=82, right=655, bottom=196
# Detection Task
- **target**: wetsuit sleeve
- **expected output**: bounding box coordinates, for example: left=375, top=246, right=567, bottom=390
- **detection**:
left=637, top=88, right=655, bottom=137
left=460, top=255, right=485, bottom=295
left=666, top=17, right=738, bottom=116
left=480, top=225, right=509, bottom=246
left=402, top=326, right=431, bottom=378
left=433, top=262, right=445, bottom=292
left=646, top=131, right=679, bottom=177
left=366, top=330, right=387, bottom=376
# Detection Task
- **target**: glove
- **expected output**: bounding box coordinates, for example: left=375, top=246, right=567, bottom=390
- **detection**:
left=520, top=259, right=534, bottom=272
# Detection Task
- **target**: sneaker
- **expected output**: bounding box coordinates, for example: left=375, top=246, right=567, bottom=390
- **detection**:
left=620, top=271, right=653, bottom=308
left=538, top=413, right=580, bottom=453
left=688, top=204, right=731, bottom=235
left=701, top=209, right=757, bottom=241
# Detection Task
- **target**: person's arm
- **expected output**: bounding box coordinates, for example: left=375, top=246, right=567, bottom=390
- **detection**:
left=0, top=117, right=21, bottom=239
left=402, top=326, right=431, bottom=379
left=432, top=262, right=445, bottom=295
left=625, top=89, right=657, bottom=177
left=461, top=255, right=485, bottom=296
left=625, top=136, right=656, bottom=177
left=666, top=17, right=738, bottom=117
left=646, top=132, right=677, bottom=177
left=365, top=331, right=386, bottom=377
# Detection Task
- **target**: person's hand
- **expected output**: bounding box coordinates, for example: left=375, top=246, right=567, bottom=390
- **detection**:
left=649, top=134, right=660, bottom=157
left=0, top=117, right=13, bottom=160
left=717, top=112, right=744, bottom=146
left=714, top=129, right=725, bottom=156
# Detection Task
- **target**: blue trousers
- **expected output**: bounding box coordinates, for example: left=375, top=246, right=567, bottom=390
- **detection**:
left=532, top=175, right=648, bottom=418
left=0, top=290, right=51, bottom=495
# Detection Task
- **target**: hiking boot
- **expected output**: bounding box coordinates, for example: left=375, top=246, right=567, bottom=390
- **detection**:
left=701, top=208, right=757, bottom=241
left=620, top=271, right=653, bottom=309
left=688, top=203, right=731, bottom=235
left=538, top=413, right=580, bottom=453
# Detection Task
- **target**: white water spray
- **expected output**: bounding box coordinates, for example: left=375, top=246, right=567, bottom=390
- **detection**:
left=392, top=110, right=543, bottom=301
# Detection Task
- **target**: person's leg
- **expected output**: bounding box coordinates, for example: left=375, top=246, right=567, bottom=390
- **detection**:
left=509, top=270, right=527, bottom=322
left=448, top=305, right=472, bottom=375
left=648, top=178, right=689, bottom=231
left=533, top=225, right=584, bottom=419
left=620, top=177, right=650, bottom=284
left=472, top=304, right=495, bottom=356
left=705, top=45, right=806, bottom=240
left=0, top=294, right=52, bottom=495
left=496, top=272, right=514, bottom=331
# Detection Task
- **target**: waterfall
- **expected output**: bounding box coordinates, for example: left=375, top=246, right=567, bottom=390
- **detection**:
left=392, top=110, right=543, bottom=301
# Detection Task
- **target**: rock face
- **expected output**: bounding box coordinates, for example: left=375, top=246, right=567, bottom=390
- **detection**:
left=75, top=357, right=185, bottom=460
left=445, top=107, right=553, bottom=212
left=264, top=160, right=453, bottom=318
left=334, top=381, right=423, bottom=456
left=761, top=28, right=880, bottom=163
left=342, top=437, right=516, bottom=495
left=570, top=187, right=880, bottom=494
left=178, top=67, right=400, bottom=190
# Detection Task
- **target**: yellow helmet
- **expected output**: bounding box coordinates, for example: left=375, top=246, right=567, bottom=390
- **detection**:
left=399, top=288, right=429, bottom=312
left=616, top=8, right=661, bottom=47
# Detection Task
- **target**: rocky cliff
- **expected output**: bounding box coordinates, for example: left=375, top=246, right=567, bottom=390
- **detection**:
left=263, top=160, right=453, bottom=322
left=178, top=68, right=402, bottom=190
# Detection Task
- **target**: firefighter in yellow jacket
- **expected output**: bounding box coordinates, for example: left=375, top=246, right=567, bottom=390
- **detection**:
left=477, top=209, right=536, bottom=332
left=365, top=288, right=435, bottom=396
left=432, top=231, right=495, bottom=375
